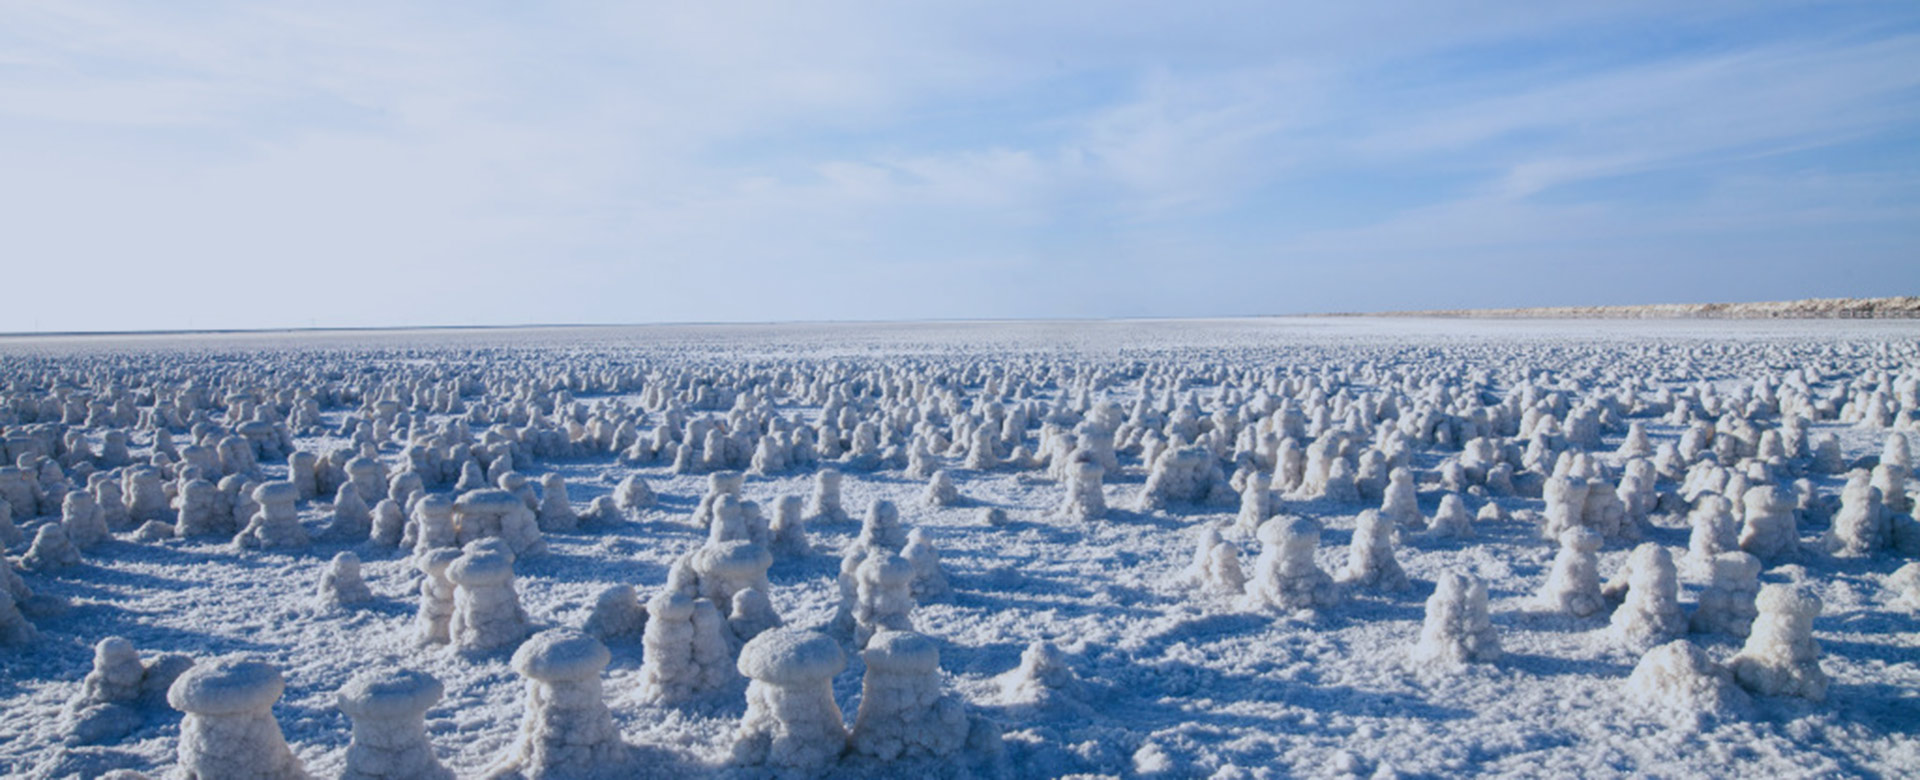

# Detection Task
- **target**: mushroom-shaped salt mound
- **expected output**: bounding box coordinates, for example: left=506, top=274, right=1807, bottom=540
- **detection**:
left=1624, top=639, right=1749, bottom=729
left=453, top=489, right=545, bottom=558
left=337, top=668, right=453, bottom=780
left=1411, top=572, right=1499, bottom=667
left=234, top=481, right=309, bottom=550
left=849, top=630, right=975, bottom=761
left=1729, top=584, right=1828, bottom=701
left=168, top=657, right=309, bottom=780
left=484, top=630, right=628, bottom=779
left=447, top=542, right=531, bottom=654
left=731, top=628, right=847, bottom=772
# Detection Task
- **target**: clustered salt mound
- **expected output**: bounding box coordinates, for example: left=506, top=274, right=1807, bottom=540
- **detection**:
left=0, top=321, right=1915, bottom=778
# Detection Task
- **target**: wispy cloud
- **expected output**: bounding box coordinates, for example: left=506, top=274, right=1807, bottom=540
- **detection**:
left=0, top=1, right=1914, bottom=329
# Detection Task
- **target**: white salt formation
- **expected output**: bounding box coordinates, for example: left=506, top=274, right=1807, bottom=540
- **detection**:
left=923, top=469, right=960, bottom=508
left=484, top=630, right=628, bottom=779
left=1245, top=516, right=1338, bottom=613
left=1232, top=471, right=1272, bottom=535
left=329, top=482, right=373, bottom=541
left=805, top=468, right=849, bottom=524
left=688, top=538, right=774, bottom=609
left=726, top=586, right=782, bottom=646
left=853, top=552, right=917, bottom=648
left=1736, top=485, right=1797, bottom=563
left=234, top=481, right=309, bottom=550
left=731, top=628, right=847, bottom=772
left=1689, top=551, right=1761, bottom=637
left=902, top=528, right=951, bottom=602
left=584, top=584, right=646, bottom=642
left=1828, top=469, right=1890, bottom=556
left=315, top=551, right=373, bottom=610
left=370, top=499, right=406, bottom=547
left=1682, top=494, right=1739, bottom=579
left=1379, top=467, right=1422, bottom=529
left=855, top=498, right=908, bottom=552
left=769, top=494, right=810, bottom=557
left=1411, top=572, right=1499, bottom=666
left=411, top=495, right=458, bottom=556
left=414, top=548, right=463, bottom=646
left=447, top=541, right=531, bottom=654
left=168, top=657, right=309, bottom=780
left=453, top=489, right=545, bottom=558
left=337, top=668, right=454, bottom=780
left=849, top=630, right=972, bottom=761
left=64, top=637, right=189, bottom=745
left=613, top=473, right=655, bottom=512
left=536, top=473, right=578, bottom=532
left=1058, top=459, right=1107, bottom=523
left=0, top=586, right=34, bottom=645
left=61, top=490, right=108, bottom=550
left=1624, top=640, right=1749, bottom=728
left=996, top=640, right=1087, bottom=713
left=1420, top=493, right=1474, bottom=539
left=1729, top=584, right=1828, bottom=701
left=637, top=591, right=736, bottom=705
left=1608, top=543, right=1686, bottom=651
left=22, top=523, right=80, bottom=571
left=1888, top=562, right=1920, bottom=611
left=1338, top=509, right=1409, bottom=592
left=1181, top=525, right=1248, bottom=596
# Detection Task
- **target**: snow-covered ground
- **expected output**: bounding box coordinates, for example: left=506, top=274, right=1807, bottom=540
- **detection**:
left=2, top=317, right=1917, bottom=779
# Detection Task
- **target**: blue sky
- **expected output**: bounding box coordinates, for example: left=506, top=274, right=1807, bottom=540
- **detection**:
left=1, top=1, right=1916, bottom=331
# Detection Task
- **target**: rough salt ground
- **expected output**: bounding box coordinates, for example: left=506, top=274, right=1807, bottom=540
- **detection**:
left=1, top=317, right=1917, bottom=778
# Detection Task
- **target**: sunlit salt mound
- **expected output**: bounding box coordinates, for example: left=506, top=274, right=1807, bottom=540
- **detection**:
left=168, top=657, right=309, bottom=780
left=1729, top=584, right=1828, bottom=701
left=637, top=591, right=736, bottom=705
left=1411, top=572, right=1499, bottom=667
left=1243, top=516, right=1337, bottom=614
left=1606, top=543, right=1685, bottom=652
left=453, top=489, right=545, bottom=558
left=1624, top=640, right=1750, bottom=729
left=849, top=631, right=1000, bottom=764
left=62, top=636, right=191, bottom=745
left=995, top=640, right=1089, bottom=714
left=731, top=628, right=847, bottom=772
left=447, top=540, right=531, bottom=655
left=314, top=551, right=373, bottom=611
left=483, top=630, right=628, bottom=780
left=1337, top=509, right=1409, bottom=592
left=337, top=668, right=453, bottom=780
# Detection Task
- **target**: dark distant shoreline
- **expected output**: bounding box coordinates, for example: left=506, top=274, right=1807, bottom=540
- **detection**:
left=1327, top=296, right=1920, bottom=320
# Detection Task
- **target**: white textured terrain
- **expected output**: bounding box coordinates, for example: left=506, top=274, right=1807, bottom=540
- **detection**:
left=0, top=316, right=1917, bottom=779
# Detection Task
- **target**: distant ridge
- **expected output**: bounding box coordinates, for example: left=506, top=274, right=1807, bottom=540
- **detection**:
left=1337, top=296, right=1920, bottom=320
